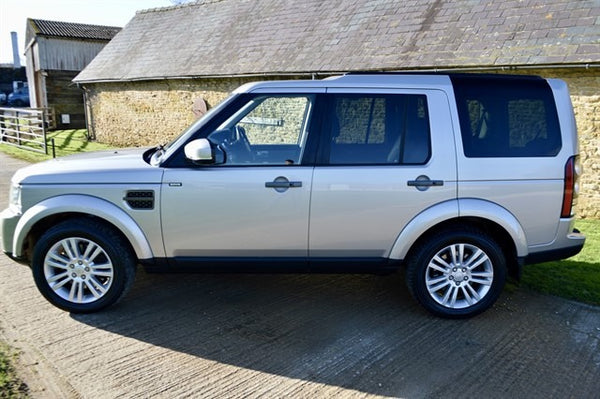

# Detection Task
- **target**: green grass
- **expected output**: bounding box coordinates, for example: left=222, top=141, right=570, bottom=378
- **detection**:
left=0, top=129, right=114, bottom=163
left=522, top=219, right=600, bottom=306
left=0, top=343, right=28, bottom=398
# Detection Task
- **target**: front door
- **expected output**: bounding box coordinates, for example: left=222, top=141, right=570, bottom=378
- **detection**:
left=161, top=93, right=318, bottom=266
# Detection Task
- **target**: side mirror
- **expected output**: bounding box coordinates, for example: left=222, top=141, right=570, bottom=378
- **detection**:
left=184, top=139, right=214, bottom=163
left=184, top=138, right=225, bottom=164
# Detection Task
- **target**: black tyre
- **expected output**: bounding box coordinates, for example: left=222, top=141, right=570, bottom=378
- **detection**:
left=31, top=218, right=136, bottom=313
left=406, top=228, right=506, bottom=318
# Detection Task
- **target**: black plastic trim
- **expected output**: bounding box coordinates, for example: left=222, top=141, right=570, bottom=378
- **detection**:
left=346, top=72, right=546, bottom=81
left=142, top=257, right=401, bottom=274
left=522, top=243, right=584, bottom=265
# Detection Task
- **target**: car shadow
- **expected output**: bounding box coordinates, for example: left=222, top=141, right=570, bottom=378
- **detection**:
left=71, top=269, right=514, bottom=397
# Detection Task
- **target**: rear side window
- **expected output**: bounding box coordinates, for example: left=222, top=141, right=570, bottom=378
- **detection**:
left=325, top=94, right=431, bottom=165
left=452, top=75, right=561, bottom=157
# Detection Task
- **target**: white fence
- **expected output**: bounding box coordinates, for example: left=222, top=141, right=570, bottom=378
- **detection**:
left=0, top=107, right=56, bottom=154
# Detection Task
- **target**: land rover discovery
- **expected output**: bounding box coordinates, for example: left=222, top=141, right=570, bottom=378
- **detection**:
left=0, top=73, right=585, bottom=318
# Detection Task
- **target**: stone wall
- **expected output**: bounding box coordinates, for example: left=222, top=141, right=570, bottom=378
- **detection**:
left=84, top=77, right=264, bottom=147
left=83, top=68, right=599, bottom=218
left=533, top=69, right=599, bottom=219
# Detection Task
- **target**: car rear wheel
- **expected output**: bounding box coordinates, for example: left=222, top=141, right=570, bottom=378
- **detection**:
left=31, top=218, right=136, bottom=313
left=406, top=228, right=506, bottom=318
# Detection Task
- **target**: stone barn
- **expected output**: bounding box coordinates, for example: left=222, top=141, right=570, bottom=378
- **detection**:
left=73, top=0, right=599, bottom=217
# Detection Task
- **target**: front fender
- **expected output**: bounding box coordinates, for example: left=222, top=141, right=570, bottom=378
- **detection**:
left=388, top=199, right=528, bottom=260
left=13, top=194, right=154, bottom=260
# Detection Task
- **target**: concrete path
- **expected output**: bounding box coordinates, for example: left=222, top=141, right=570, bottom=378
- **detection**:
left=1, top=151, right=600, bottom=398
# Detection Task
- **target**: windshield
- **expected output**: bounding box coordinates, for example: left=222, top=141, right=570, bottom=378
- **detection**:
left=150, top=92, right=239, bottom=166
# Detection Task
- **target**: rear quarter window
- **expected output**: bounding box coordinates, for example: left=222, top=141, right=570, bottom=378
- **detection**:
left=451, top=75, right=561, bottom=157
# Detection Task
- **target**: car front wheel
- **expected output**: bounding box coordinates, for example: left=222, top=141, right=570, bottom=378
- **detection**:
left=406, top=228, right=507, bottom=318
left=31, top=218, right=136, bottom=313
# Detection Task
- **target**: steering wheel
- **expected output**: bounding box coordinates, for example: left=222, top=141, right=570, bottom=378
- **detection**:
left=234, top=125, right=253, bottom=156
left=218, top=126, right=253, bottom=163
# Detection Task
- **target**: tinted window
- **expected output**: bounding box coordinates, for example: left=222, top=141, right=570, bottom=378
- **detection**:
left=452, top=75, right=561, bottom=157
left=326, top=94, right=430, bottom=165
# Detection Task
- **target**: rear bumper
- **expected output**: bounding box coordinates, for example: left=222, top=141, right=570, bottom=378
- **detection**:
left=523, top=241, right=584, bottom=265
left=523, top=225, right=585, bottom=265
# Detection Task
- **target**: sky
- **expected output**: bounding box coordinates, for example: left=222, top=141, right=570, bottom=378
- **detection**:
left=0, top=0, right=177, bottom=65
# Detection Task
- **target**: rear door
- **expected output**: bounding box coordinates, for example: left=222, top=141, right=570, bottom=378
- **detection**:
left=309, top=89, right=457, bottom=262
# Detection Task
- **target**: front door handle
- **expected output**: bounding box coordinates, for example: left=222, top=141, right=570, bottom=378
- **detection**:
left=265, top=176, right=302, bottom=192
left=265, top=181, right=303, bottom=189
left=407, top=175, right=444, bottom=191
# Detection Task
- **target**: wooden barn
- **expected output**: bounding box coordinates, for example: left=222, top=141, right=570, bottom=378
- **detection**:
left=24, top=18, right=120, bottom=129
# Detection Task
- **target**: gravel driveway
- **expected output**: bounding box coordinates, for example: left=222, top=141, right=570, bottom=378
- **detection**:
left=1, top=151, right=599, bottom=398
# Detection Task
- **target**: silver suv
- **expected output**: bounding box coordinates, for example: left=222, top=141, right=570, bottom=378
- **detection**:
left=0, top=73, right=585, bottom=318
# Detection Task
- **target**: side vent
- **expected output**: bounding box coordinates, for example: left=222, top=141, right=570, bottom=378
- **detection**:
left=124, top=190, right=155, bottom=210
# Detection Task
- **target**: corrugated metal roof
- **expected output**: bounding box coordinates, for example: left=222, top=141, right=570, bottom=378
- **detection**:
left=29, top=18, right=121, bottom=41
left=74, top=0, right=600, bottom=83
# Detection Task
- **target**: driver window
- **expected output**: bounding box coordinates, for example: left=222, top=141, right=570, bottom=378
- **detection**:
left=208, top=95, right=313, bottom=165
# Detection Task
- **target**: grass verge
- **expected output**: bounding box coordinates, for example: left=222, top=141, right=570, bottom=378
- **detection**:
left=0, top=342, right=28, bottom=398
left=522, top=219, right=600, bottom=306
left=0, top=129, right=114, bottom=163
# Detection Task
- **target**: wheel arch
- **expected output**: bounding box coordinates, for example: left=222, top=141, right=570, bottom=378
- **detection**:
left=389, top=199, right=527, bottom=276
left=13, top=194, right=154, bottom=262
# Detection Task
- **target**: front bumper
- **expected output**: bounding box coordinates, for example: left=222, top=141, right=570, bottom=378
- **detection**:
left=0, top=206, right=21, bottom=258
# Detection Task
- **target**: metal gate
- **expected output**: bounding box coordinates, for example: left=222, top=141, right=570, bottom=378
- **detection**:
left=0, top=107, right=55, bottom=154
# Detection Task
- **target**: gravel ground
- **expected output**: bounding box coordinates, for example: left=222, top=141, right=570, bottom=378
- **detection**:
left=1, top=151, right=600, bottom=398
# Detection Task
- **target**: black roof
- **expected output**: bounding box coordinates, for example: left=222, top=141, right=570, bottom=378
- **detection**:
left=28, top=18, right=121, bottom=41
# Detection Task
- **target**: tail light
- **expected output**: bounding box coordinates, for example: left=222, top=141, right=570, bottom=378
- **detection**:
left=561, top=155, right=581, bottom=218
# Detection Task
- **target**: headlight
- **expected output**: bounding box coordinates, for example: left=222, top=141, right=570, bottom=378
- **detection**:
left=9, top=184, right=21, bottom=213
